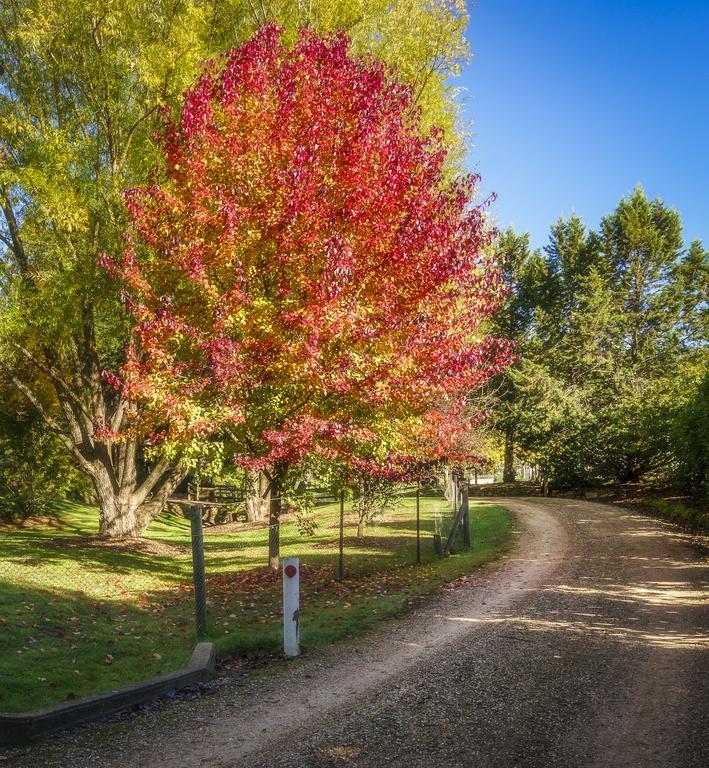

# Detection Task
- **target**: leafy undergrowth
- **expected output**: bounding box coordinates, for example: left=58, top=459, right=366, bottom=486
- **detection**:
left=639, top=497, right=709, bottom=530
left=596, top=487, right=709, bottom=531
left=0, top=497, right=512, bottom=712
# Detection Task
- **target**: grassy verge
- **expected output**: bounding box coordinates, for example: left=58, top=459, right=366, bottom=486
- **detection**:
left=639, top=497, right=709, bottom=530
left=0, top=495, right=512, bottom=712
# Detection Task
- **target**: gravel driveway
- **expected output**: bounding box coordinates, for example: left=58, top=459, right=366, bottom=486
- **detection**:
left=6, top=498, right=708, bottom=767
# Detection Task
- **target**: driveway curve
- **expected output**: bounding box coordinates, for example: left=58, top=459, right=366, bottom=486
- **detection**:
left=8, top=498, right=708, bottom=768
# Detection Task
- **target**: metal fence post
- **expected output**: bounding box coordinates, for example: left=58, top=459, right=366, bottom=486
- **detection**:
left=339, top=489, right=345, bottom=581
left=190, top=505, right=208, bottom=639
left=416, top=485, right=421, bottom=564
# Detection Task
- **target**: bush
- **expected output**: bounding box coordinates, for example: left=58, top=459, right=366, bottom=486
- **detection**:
left=670, top=371, right=709, bottom=506
left=0, top=416, right=93, bottom=521
left=644, top=498, right=709, bottom=530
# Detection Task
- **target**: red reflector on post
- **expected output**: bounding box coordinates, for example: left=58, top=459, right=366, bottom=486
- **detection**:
left=284, top=564, right=297, bottom=578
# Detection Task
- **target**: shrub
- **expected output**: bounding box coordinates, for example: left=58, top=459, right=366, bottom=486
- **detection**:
left=0, top=416, right=92, bottom=521
left=644, top=498, right=709, bottom=530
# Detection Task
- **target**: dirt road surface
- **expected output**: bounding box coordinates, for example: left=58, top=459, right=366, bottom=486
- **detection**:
left=6, top=498, right=708, bottom=767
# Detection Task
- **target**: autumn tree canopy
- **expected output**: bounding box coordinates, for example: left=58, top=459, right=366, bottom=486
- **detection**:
left=0, top=0, right=471, bottom=538
left=110, top=25, right=512, bottom=564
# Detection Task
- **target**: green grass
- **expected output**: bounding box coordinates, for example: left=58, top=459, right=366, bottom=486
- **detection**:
left=642, top=497, right=709, bottom=530
left=0, top=493, right=512, bottom=712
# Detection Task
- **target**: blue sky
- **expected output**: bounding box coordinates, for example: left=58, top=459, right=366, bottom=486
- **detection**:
left=458, top=0, right=709, bottom=250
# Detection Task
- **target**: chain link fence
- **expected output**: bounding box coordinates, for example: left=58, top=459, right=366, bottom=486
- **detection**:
left=1, top=482, right=471, bottom=713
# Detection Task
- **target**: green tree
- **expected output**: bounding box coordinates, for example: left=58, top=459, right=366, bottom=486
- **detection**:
left=489, top=228, right=547, bottom=482
left=543, top=214, right=603, bottom=337
left=670, top=239, right=708, bottom=347
left=503, top=188, right=706, bottom=492
left=670, top=368, right=709, bottom=505
left=0, top=0, right=470, bottom=536
left=0, top=380, right=92, bottom=519
left=598, top=186, right=686, bottom=481
left=492, top=217, right=606, bottom=488
left=599, top=185, right=684, bottom=369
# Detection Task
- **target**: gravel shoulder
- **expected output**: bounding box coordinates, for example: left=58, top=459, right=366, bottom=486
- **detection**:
left=5, top=498, right=708, bottom=768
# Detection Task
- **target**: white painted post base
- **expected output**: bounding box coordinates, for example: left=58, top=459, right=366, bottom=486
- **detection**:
left=282, top=557, right=300, bottom=657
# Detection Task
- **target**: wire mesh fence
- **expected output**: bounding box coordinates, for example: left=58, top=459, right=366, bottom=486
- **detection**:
left=0, top=482, right=471, bottom=713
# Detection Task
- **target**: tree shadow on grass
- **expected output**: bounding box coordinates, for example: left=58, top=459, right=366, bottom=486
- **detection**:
left=0, top=533, right=190, bottom=584
left=0, top=581, right=195, bottom=714
left=1, top=557, right=408, bottom=714
left=0, top=499, right=449, bottom=604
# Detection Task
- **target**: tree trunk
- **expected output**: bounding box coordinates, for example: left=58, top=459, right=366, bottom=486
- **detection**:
left=443, top=467, right=456, bottom=504
left=133, top=464, right=190, bottom=533
left=503, top=425, right=515, bottom=483
left=267, top=465, right=286, bottom=571
left=619, top=454, right=642, bottom=484
left=95, top=477, right=140, bottom=538
left=91, top=459, right=188, bottom=538
left=4, top=335, right=191, bottom=539
left=357, top=516, right=366, bottom=539
left=245, top=469, right=270, bottom=522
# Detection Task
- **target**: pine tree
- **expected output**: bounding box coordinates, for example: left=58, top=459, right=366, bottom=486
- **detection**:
left=490, top=229, right=546, bottom=482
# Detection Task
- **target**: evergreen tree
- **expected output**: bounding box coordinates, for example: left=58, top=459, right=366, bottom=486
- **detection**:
left=499, top=187, right=707, bottom=494
left=670, top=239, right=709, bottom=347
left=490, top=228, right=545, bottom=482
left=598, top=187, right=685, bottom=481
left=599, top=185, right=683, bottom=370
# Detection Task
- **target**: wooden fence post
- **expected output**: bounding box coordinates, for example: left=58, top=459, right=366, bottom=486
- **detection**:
left=416, top=485, right=421, bottom=565
left=190, top=505, right=208, bottom=639
left=339, top=490, right=345, bottom=581
left=443, top=478, right=467, bottom=556
left=462, top=482, right=471, bottom=550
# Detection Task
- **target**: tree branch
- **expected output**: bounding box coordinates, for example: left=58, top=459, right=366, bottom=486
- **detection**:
left=0, top=363, right=95, bottom=473
left=0, top=185, right=28, bottom=273
left=9, top=340, right=95, bottom=429
left=132, top=458, right=171, bottom=508
left=116, top=103, right=160, bottom=175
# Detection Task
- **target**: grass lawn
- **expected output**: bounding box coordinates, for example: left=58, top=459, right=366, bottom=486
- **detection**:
left=0, top=492, right=512, bottom=712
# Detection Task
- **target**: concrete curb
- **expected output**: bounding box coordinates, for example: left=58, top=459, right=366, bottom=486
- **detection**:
left=0, top=642, right=215, bottom=746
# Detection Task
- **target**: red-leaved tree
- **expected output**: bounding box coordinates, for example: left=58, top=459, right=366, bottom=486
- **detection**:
left=107, top=25, right=512, bottom=566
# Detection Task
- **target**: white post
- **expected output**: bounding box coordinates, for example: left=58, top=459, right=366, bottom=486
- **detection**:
left=282, top=557, right=300, bottom=657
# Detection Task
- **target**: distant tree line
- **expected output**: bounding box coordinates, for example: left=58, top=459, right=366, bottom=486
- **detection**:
left=490, top=186, right=708, bottom=504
